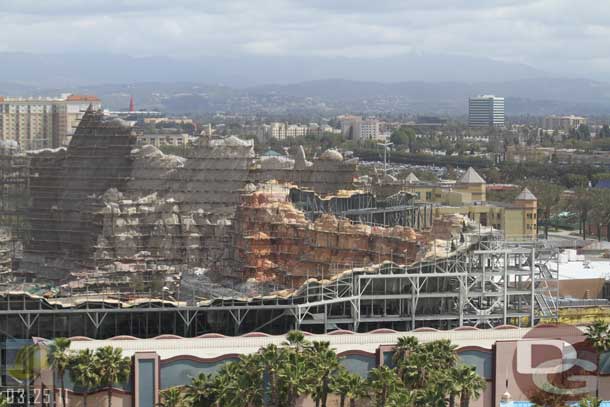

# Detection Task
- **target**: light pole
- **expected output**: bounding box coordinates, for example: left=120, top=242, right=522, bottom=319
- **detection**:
left=499, top=390, right=512, bottom=407
left=376, top=141, right=393, bottom=177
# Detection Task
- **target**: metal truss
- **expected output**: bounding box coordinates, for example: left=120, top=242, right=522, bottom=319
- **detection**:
left=0, top=237, right=559, bottom=339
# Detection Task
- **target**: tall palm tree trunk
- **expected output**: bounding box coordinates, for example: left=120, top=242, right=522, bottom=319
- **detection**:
left=339, top=395, right=346, bottom=407
left=107, top=387, right=113, bottom=407
left=597, top=354, right=600, bottom=399
left=349, top=399, right=356, bottom=407
left=60, top=374, right=66, bottom=407
left=83, top=391, right=89, bottom=407
left=321, top=377, right=329, bottom=407
left=270, top=372, right=278, bottom=407
left=460, top=392, right=470, bottom=407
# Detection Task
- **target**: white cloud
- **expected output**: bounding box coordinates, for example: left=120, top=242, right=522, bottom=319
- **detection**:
left=0, top=0, right=609, bottom=77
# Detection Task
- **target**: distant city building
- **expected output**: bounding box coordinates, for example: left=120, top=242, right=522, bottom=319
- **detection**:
left=339, top=115, right=362, bottom=140
left=138, top=133, right=189, bottom=148
left=286, top=124, right=308, bottom=138
left=543, top=115, right=587, bottom=131
left=143, top=117, right=195, bottom=126
left=258, top=122, right=335, bottom=141
left=339, top=115, right=381, bottom=141
left=360, top=118, right=381, bottom=140
left=0, top=94, right=101, bottom=149
left=468, top=95, right=505, bottom=128
left=415, top=116, right=447, bottom=126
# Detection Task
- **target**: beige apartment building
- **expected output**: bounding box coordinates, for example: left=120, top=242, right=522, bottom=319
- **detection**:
left=543, top=115, right=587, bottom=131
left=339, top=115, right=381, bottom=141
left=137, top=133, right=189, bottom=147
left=0, top=94, right=101, bottom=149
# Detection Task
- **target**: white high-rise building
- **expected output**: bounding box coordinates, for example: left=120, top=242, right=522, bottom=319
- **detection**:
left=468, top=95, right=505, bottom=128
left=0, top=94, right=101, bottom=149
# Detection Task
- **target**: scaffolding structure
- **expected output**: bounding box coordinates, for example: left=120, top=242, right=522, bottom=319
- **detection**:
left=0, top=233, right=559, bottom=339
left=0, top=110, right=560, bottom=342
left=289, top=188, right=434, bottom=229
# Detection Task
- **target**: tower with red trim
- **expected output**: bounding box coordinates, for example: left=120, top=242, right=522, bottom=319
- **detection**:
left=129, top=96, right=135, bottom=112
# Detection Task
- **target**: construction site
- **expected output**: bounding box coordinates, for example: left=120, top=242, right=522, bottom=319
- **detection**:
left=0, top=108, right=560, bottom=339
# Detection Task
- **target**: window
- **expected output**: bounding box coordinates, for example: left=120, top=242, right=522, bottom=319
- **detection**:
left=426, top=192, right=432, bottom=200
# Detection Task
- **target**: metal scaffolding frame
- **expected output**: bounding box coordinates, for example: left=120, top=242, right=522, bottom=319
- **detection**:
left=0, top=236, right=559, bottom=339
left=289, top=187, right=434, bottom=229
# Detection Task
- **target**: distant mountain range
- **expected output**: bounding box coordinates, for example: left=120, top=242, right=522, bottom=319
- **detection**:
left=0, top=52, right=548, bottom=87
left=0, top=52, right=609, bottom=116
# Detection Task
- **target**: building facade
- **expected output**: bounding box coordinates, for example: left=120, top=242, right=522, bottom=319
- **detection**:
left=0, top=94, right=101, bottom=149
left=137, top=133, right=189, bottom=148
left=543, top=115, right=587, bottom=131
left=15, top=325, right=610, bottom=407
left=401, top=168, right=538, bottom=239
left=468, top=95, right=505, bottom=128
left=339, top=115, right=381, bottom=141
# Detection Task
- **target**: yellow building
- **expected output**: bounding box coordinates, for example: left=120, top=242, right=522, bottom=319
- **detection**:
left=403, top=168, right=538, bottom=240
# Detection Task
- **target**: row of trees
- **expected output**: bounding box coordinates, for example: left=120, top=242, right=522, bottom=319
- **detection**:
left=21, top=320, right=610, bottom=407
left=47, top=338, right=131, bottom=407
left=487, top=177, right=610, bottom=241
left=156, top=331, right=486, bottom=407
left=565, top=187, right=610, bottom=241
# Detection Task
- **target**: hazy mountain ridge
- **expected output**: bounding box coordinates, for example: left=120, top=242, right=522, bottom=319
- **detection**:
left=1, top=54, right=608, bottom=116
left=0, top=52, right=547, bottom=87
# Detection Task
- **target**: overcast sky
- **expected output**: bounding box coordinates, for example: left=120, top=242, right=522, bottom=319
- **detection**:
left=1, top=0, right=608, bottom=79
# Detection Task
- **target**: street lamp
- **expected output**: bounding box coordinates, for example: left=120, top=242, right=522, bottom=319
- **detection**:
left=499, top=390, right=513, bottom=407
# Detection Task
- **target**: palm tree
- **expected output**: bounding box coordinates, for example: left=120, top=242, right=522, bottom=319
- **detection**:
left=344, top=373, right=368, bottom=407
left=158, top=387, right=184, bottom=407
left=367, top=366, right=400, bottom=407
left=446, top=367, right=464, bottom=407
left=386, top=389, right=413, bottom=407
left=330, top=368, right=352, bottom=407
left=95, top=346, right=131, bottom=407
left=585, top=320, right=610, bottom=398
left=577, top=397, right=603, bottom=407
left=454, top=365, right=486, bottom=407
left=68, top=349, right=100, bottom=407
left=277, top=350, right=312, bottom=406
left=237, top=353, right=265, bottom=407
left=185, top=373, right=218, bottom=407
left=47, top=338, right=72, bottom=407
left=307, top=341, right=340, bottom=407
left=392, top=336, right=419, bottom=367
left=216, top=362, right=247, bottom=407
left=259, top=344, right=284, bottom=407
left=284, top=330, right=308, bottom=350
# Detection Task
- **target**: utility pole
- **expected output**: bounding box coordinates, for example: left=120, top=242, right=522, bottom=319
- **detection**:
left=376, top=141, right=393, bottom=176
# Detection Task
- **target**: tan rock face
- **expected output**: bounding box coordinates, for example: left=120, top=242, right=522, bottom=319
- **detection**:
left=232, top=187, right=423, bottom=287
